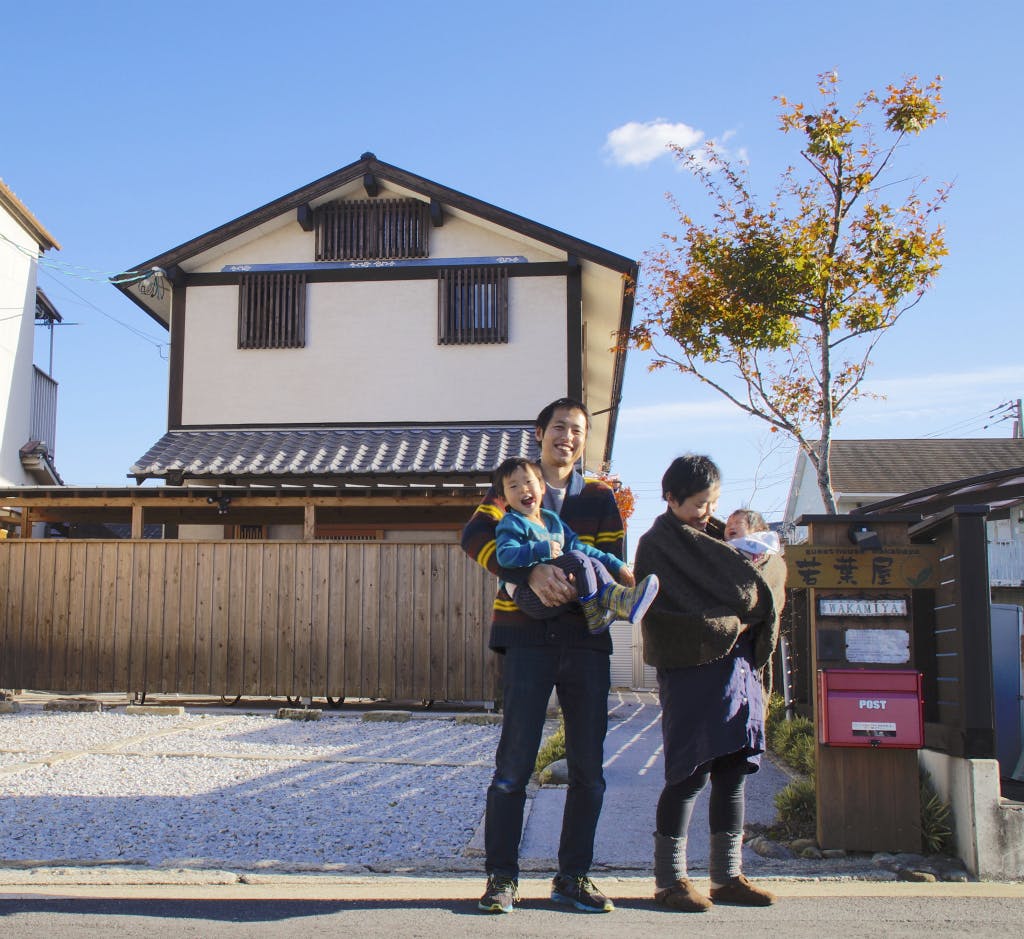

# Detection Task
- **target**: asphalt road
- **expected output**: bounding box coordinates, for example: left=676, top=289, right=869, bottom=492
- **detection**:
left=1, top=884, right=1022, bottom=939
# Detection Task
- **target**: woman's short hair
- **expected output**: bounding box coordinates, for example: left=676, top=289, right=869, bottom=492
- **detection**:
left=661, top=454, right=721, bottom=502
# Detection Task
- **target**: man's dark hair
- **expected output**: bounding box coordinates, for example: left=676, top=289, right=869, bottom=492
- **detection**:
left=535, top=397, right=590, bottom=433
left=661, top=454, right=721, bottom=502
left=492, top=457, right=543, bottom=499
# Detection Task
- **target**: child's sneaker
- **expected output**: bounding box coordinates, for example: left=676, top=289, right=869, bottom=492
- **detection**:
left=600, top=575, right=660, bottom=624
left=627, top=573, right=659, bottom=623
left=580, top=593, right=617, bottom=635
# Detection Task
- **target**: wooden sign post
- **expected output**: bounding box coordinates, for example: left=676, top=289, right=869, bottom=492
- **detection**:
left=792, top=514, right=934, bottom=852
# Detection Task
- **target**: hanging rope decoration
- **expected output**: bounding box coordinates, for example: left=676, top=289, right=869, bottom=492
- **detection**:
left=0, top=230, right=166, bottom=297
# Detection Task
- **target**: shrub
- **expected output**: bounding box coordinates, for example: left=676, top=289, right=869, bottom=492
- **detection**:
left=773, top=777, right=817, bottom=841
left=534, top=719, right=566, bottom=774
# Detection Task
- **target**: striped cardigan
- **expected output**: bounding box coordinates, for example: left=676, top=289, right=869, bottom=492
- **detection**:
left=461, top=471, right=625, bottom=653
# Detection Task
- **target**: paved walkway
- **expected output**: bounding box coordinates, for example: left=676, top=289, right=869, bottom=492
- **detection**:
left=518, top=690, right=847, bottom=877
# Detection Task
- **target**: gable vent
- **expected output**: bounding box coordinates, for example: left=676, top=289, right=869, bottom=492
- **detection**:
left=314, top=198, right=430, bottom=261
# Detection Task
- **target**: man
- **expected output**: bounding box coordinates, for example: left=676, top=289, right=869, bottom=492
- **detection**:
left=461, top=397, right=628, bottom=914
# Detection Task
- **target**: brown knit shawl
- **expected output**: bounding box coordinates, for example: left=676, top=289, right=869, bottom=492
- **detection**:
left=633, top=511, right=786, bottom=673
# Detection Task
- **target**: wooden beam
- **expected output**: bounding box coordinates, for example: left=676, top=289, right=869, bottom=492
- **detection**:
left=430, top=198, right=444, bottom=227
left=296, top=204, right=314, bottom=231
left=303, top=503, right=316, bottom=541
left=164, top=265, right=187, bottom=287
left=363, top=173, right=379, bottom=197
left=19, top=508, right=33, bottom=538
left=130, top=505, right=144, bottom=539
left=566, top=255, right=583, bottom=400
left=167, top=284, right=186, bottom=428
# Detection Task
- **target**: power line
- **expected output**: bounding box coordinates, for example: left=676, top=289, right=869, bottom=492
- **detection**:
left=39, top=269, right=168, bottom=358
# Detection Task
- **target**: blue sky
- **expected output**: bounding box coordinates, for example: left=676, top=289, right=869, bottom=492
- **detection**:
left=3, top=0, right=1021, bottom=549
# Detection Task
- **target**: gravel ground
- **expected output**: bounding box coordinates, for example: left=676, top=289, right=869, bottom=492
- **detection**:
left=0, top=709, right=501, bottom=870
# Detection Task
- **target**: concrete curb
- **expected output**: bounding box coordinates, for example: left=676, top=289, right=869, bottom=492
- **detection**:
left=0, top=869, right=1022, bottom=899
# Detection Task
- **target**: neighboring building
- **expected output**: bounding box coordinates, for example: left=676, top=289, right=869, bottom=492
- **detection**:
left=0, top=179, right=63, bottom=499
left=783, top=437, right=1024, bottom=601
left=114, top=152, right=637, bottom=535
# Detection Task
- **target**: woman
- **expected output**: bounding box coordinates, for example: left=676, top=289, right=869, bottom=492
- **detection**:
left=633, top=455, right=786, bottom=912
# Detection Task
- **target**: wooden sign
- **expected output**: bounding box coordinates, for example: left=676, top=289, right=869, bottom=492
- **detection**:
left=786, top=544, right=939, bottom=589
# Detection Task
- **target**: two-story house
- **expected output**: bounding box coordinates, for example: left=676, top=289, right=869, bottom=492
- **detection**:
left=115, top=152, right=636, bottom=539
left=0, top=179, right=63, bottom=503
left=0, top=151, right=641, bottom=703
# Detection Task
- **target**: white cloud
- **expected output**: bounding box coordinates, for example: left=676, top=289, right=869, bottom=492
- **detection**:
left=603, top=119, right=704, bottom=167
left=604, top=119, right=748, bottom=171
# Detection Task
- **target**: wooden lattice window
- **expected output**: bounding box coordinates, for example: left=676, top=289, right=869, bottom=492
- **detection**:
left=315, top=198, right=430, bottom=261
left=238, top=271, right=306, bottom=349
left=438, top=266, right=509, bottom=345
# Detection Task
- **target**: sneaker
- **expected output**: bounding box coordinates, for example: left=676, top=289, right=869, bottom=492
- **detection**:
left=709, top=874, right=776, bottom=906
left=584, top=604, right=618, bottom=636
left=478, top=875, right=518, bottom=913
left=550, top=873, right=614, bottom=912
left=626, top=573, right=659, bottom=624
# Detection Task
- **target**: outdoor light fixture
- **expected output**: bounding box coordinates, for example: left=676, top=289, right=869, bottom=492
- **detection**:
left=207, top=494, right=232, bottom=516
left=848, top=524, right=882, bottom=551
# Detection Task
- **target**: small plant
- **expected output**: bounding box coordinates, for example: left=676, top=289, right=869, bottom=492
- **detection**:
left=920, top=770, right=954, bottom=855
left=534, top=718, right=566, bottom=774
left=773, top=777, right=817, bottom=841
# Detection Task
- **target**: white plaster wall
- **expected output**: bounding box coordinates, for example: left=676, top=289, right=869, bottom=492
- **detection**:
left=0, top=206, right=39, bottom=486
left=180, top=277, right=568, bottom=425
left=192, top=203, right=563, bottom=275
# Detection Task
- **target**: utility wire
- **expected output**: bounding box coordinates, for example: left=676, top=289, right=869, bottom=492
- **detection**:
left=39, top=269, right=168, bottom=358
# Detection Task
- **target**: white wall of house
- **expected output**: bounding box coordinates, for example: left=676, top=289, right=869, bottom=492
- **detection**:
left=181, top=275, right=568, bottom=425
left=181, top=203, right=574, bottom=426
left=0, top=205, right=39, bottom=486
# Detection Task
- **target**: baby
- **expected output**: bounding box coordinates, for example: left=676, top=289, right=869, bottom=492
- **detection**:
left=724, top=508, right=781, bottom=564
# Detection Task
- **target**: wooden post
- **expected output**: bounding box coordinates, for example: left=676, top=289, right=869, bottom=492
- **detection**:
left=19, top=508, right=33, bottom=538
left=131, top=504, right=144, bottom=540
left=951, top=507, right=996, bottom=758
left=303, top=503, right=316, bottom=542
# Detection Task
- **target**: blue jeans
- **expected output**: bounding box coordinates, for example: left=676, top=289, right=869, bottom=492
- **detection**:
left=485, top=644, right=610, bottom=880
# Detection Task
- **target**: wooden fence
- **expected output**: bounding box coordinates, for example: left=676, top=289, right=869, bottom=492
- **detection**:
left=0, top=539, right=499, bottom=704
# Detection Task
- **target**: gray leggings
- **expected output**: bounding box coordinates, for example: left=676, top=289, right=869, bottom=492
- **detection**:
left=655, top=750, right=748, bottom=837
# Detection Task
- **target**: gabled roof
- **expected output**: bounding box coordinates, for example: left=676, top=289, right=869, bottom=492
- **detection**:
left=856, top=464, right=1024, bottom=517
left=827, top=438, right=1024, bottom=496
left=115, top=151, right=638, bottom=328
left=129, top=424, right=537, bottom=485
left=0, top=178, right=60, bottom=252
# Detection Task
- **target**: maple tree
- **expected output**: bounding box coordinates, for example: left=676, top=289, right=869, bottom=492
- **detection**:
left=595, top=471, right=636, bottom=525
left=628, top=72, right=950, bottom=511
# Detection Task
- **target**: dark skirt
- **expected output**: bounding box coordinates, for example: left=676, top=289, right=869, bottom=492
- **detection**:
left=657, top=632, right=766, bottom=785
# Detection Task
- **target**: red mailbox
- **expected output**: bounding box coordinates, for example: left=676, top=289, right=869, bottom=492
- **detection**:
left=818, top=669, right=923, bottom=748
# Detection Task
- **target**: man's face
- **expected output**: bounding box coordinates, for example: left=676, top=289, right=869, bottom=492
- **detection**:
left=536, top=407, right=588, bottom=472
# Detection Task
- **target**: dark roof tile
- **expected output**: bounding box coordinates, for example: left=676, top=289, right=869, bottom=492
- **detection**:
left=130, top=425, right=537, bottom=481
left=828, top=439, right=1024, bottom=494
